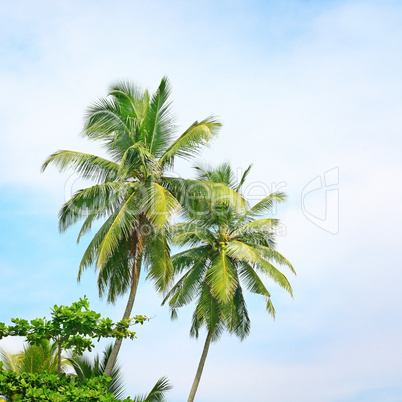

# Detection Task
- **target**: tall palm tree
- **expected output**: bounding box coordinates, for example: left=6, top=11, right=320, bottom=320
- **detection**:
left=0, top=340, right=67, bottom=375
left=41, top=77, right=245, bottom=376
left=163, top=163, right=296, bottom=402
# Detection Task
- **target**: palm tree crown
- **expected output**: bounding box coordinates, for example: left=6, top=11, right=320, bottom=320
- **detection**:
left=164, top=162, right=296, bottom=401
left=42, top=77, right=221, bottom=301
left=0, top=340, right=67, bottom=375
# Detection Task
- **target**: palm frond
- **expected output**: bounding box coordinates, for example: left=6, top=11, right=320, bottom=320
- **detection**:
left=167, top=257, right=208, bottom=309
left=171, top=223, right=215, bottom=248
left=58, top=181, right=134, bottom=233
left=1, top=341, right=65, bottom=375
left=132, top=376, right=172, bottom=402
left=225, top=240, right=261, bottom=264
left=160, top=117, right=221, bottom=167
left=108, top=80, right=147, bottom=121
left=236, top=164, right=253, bottom=192
left=143, top=376, right=172, bottom=402
left=19, top=340, right=60, bottom=374
left=161, top=269, right=192, bottom=308
left=239, top=192, right=286, bottom=224
left=162, top=177, right=246, bottom=214
left=206, top=251, right=238, bottom=303
left=78, top=194, right=138, bottom=277
left=69, top=354, right=94, bottom=382
left=258, top=258, right=293, bottom=297
left=70, top=344, right=125, bottom=398
left=238, top=262, right=271, bottom=298
left=41, top=151, right=119, bottom=182
left=94, top=187, right=146, bottom=268
left=231, top=218, right=279, bottom=238
left=143, top=183, right=181, bottom=229
left=83, top=96, right=130, bottom=141
left=76, top=212, right=100, bottom=243
left=253, top=244, right=296, bottom=274
left=144, top=231, right=174, bottom=293
left=193, top=161, right=237, bottom=189
left=100, top=344, right=126, bottom=398
left=170, top=246, right=211, bottom=274
left=96, top=239, right=131, bottom=302
left=119, top=142, right=159, bottom=178
left=238, top=262, right=275, bottom=318
left=0, top=348, right=20, bottom=372
left=143, top=77, right=175, bottom=157
left=191, top=282, right=226, bottom=341
left=223, top=285, right=250, bottom=339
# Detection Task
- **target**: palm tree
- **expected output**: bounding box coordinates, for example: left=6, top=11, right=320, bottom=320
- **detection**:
left=132, top=377, right=172, bottom=402
left=70, top=345, right=171, bottom=401
left=41, top=77, right=246, bottom=376
left=0, top=343, right=170, bottom=401
left=0, top=339, right=67, bottom=374
left=69, top=344, right=125, bottom=399
left=163, top=163, right=296, bottom=402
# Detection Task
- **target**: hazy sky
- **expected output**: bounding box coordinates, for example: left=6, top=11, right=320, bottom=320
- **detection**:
left=0, top=1, right=401, bottom=401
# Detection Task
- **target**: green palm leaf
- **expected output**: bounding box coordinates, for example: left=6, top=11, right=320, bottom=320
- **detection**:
left=191, top=282, right=226, bottom=341
left=132, top=376, right=172, bottom=402
left=70, top=344, right=125, bottom=398
left=144, top=231, right=174, bottom=293
left=0, top=340, right=66, bottom=375
left=223, top=285, right=250, bottom=339
left=160, top=117, right=221, bottom=167
left=162, top=177, right=247, bottom=213
left=95, top=189, right=141, bottom=268
left=253, top=244, right=296, bottom=274
left=239, top=192, right=286, bottom=224
left=0, top=348, right=20, bottom=372
left=206, top=251, right=238, bottom=303
left=258, top=258, right=293, bottom=296
left=143, top=77, right=174, bottom=156
left=238, top=262, right=275, bottom=317
left=78, top=196, right=138, bottom=278
left=96, top=240, right=131, bottom=302
left=143, top=182, right=181, bottom=229
left=83, top=96, right=129, bottom=138
left=109, top=80, right=149, bottom=121
left=231, top=218, right=279, bottom=238
left=235, top=164, right=253, bottom=192
left=119, top=141, right=159, bottom=178
left=58, top=181, right=134, bottom=233
left=167, top=257, right=209, bottom=309
left=169, top=246, right=211, bottom=274
left=41, top=150, right=119, bottom=182
left=172, top=223, right=215, bottom=247
left=225, top=240, right=261, bottom=264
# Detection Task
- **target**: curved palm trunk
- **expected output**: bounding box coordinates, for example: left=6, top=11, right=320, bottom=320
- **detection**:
left=104, top=255, right=142, bottom=377
left=187, top=329, right=213, bottom=402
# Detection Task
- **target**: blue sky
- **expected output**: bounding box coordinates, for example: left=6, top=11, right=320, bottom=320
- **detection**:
left=1, top=1, right=402, bottom=401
